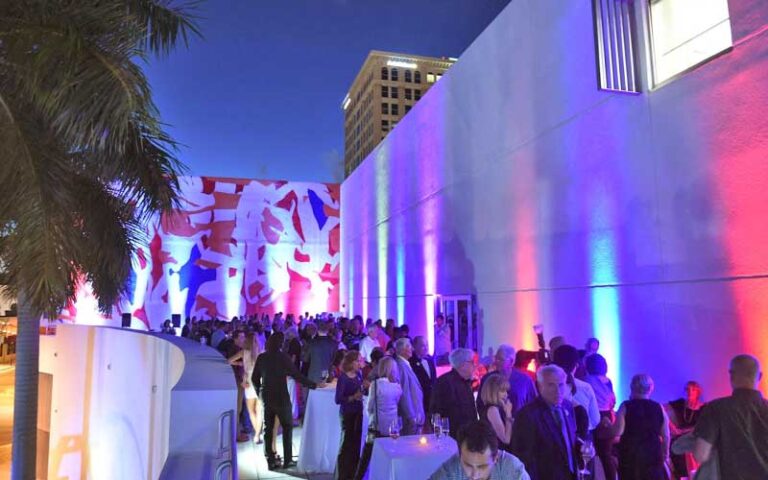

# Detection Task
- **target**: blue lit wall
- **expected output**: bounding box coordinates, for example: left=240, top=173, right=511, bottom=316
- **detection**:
left=340, top=0, right=768, bottom=401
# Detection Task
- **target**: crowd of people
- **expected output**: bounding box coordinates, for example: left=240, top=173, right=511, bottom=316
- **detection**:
left=160, top=313, right=768, bottom=480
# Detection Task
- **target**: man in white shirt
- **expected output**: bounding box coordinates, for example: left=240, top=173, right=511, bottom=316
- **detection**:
left=359, top=324, right=380, bottom=363
left=553, top=345, right=601, bottom=431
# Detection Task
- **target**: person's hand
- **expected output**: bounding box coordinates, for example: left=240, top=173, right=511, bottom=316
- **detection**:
left=242, top=381, right=251, bottom=389
left=362, top=379, right=371, bottom=389
left=316, top=382, right=327, bottom=389
left=600, top=416, right=612, bottom=428
left=352, top=391, right=363, bottom=401
left=502, top=398, right=513, bottom=417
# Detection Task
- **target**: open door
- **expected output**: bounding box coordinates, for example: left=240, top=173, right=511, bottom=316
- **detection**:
left=435, top=295, right=477, bottom=351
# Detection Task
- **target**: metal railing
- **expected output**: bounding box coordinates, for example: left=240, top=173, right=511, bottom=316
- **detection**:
left=215, top=460, right=232, bottom=480
left=216, top=409, right=238, bottom=480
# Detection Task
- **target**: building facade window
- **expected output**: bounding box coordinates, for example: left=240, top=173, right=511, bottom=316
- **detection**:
left=391, top=68, right=399, bottom=81
left=405, top=88, right=412, bottom=100
left=593, top=0, right=640, bottom=93
left=414, top=71, right=422, bottom=83
left=405, top=105, right=411, bottom=113
left=427, top=72, right=436, bottom=83
left=381, top=85, right=388, bottom=97
left=381, top=119, right=389, bottom=132
left=405, top=70, right=412, bottom=82
left=647, top=0, right=732, bottom=86
left=390, top=87, right=398, bottom=99
left=391, top=104, right=399, bottom=116
left=381, top=103, right=389, bottom=115
left=415, top=89, right=421, bottom=100
left=381, top=67, right=388, bottom=80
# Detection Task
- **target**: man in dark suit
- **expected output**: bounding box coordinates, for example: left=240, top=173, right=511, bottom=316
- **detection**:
left=254, top=332, right=321, bottom=470
left=511, top=364, right=581, bottom=480
left=430, top=348, right=478, bottom=440
left=410, top=335, right=437, bottom=417
left=303, top=320, right=338, bottom=383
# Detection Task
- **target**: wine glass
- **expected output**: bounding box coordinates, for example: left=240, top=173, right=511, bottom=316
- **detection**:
left=440, top=417, right=450, bottom=439
left=577, top=439, right=594, bottom=479
left=414, top=413, right=424, bottom=435
left=431, top=413, right=442, bottom=436
left=389, top=418, right=402, bottom=439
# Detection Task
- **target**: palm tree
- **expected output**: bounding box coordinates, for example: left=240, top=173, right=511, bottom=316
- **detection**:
left=0, top=2, right=199, bottom=477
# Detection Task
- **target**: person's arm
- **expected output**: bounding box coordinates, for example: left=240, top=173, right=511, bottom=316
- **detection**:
left=510, top=410, right=536, bottom=476
left=610, top=403, right=626, bottom=437
left=693, top=437, right=713, bottom=464
left=284, top=353, right=318, bottom=389
left=586, top=387, right=601, bottom=431
left=486, top=405, right=513, bottom=445
left=252, top=356, right=262, bottom=396
left=335, top=375, right=346, bottom=405
left=660, top=406, right=671, bottom=461
left=665, top=403, right=684, bottom=437
left=429, top=377, right=446, bottom=416
left=227, top=350, right=243, bottom=365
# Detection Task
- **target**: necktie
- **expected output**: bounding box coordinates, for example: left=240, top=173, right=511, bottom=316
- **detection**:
left=555, top=407, right=575, bottom=473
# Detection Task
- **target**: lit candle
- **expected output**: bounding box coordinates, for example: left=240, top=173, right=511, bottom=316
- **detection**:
left=419, top=436, right=428, bottom=445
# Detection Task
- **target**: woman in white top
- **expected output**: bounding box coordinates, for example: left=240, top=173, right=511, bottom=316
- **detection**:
left=368, top=356, right=403, bottom=433
left=228, top=331, right=264, bottom=443
left=354, top=356, right=403, bottom=480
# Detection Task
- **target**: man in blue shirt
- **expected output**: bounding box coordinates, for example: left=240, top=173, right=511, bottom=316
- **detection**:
left=429, top=420, right=529, bottom=480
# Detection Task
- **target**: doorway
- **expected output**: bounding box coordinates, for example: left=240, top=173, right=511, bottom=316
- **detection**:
left=435, top=295, right=477, bottom=351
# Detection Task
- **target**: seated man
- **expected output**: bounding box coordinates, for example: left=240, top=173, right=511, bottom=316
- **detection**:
left=429, top=420, right=530, bottom=480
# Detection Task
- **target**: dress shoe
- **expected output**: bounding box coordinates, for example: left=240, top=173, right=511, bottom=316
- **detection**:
left=281, top=461, right=297, bottom=470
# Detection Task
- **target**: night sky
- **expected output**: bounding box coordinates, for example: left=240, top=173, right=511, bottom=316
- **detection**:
left=144, top=0, right=511, bottom=183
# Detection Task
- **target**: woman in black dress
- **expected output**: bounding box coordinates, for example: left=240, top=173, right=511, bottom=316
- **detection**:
left=613, top=374, right=670, bottom=480
left=478, top=372, right=513, bottom=451
left=666, top=381, right=704, bottom=479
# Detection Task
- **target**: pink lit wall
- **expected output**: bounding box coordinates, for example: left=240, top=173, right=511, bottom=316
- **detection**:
left=340, top=0, right=768, bottom=401
left=63, top=177, right=340, bottom=328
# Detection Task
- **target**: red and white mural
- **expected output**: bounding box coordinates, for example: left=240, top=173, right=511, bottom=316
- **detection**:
left=61, top=177, right=340, bottom=328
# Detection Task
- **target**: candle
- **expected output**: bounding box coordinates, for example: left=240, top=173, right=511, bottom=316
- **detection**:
left=419, top=436, right=428, bottom=445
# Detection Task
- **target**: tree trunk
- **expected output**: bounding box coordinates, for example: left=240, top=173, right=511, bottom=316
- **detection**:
left=11, top=292, right=38, bottom=480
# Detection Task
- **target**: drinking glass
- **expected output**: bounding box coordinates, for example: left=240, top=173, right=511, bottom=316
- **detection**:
left=577, top=439, right=594, bottom=479
left=440, top=417, right=450, bottom=438
left=431, top=413, right=441, bottom=436
left=320, top=370, right=329, bottom=383
left=389, top=418, right=402, bottom=439
left=414, top=413, right=424, bottom=434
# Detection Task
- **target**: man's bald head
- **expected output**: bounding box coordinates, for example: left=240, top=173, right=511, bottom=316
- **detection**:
left=729, top=354, right=762, bottom=390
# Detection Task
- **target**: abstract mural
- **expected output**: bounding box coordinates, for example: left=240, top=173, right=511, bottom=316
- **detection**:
left=61, top=177, right=340, bottom=328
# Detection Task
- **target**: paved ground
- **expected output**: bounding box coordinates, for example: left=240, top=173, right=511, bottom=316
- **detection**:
left=237, top=428, right=333, bottom=480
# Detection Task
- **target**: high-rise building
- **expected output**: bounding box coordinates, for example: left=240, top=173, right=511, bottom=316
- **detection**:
left=342, top=50, right=455, bottom=177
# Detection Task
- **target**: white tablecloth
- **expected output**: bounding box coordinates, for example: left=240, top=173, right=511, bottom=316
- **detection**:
left=368, top=435, right=458, bottom=480
left=298, top=385, right=369, bottom=473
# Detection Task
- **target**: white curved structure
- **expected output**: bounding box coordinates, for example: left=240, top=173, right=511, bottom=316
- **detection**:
left=39, top=325, right=237, bottom=479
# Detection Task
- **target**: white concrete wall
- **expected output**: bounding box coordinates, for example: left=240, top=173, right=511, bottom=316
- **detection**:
left=39, top=326, right=237, bottom=479
left=340, top=0, right=768, bottom=402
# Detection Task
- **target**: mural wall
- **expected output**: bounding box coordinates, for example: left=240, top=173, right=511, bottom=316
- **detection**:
left=62, top=177, right=340, bottom=328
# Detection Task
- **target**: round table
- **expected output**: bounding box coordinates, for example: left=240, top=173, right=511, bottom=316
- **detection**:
left=297, top=385, right=369, bottom=473
left=368, top=434, right=458, bottom=480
